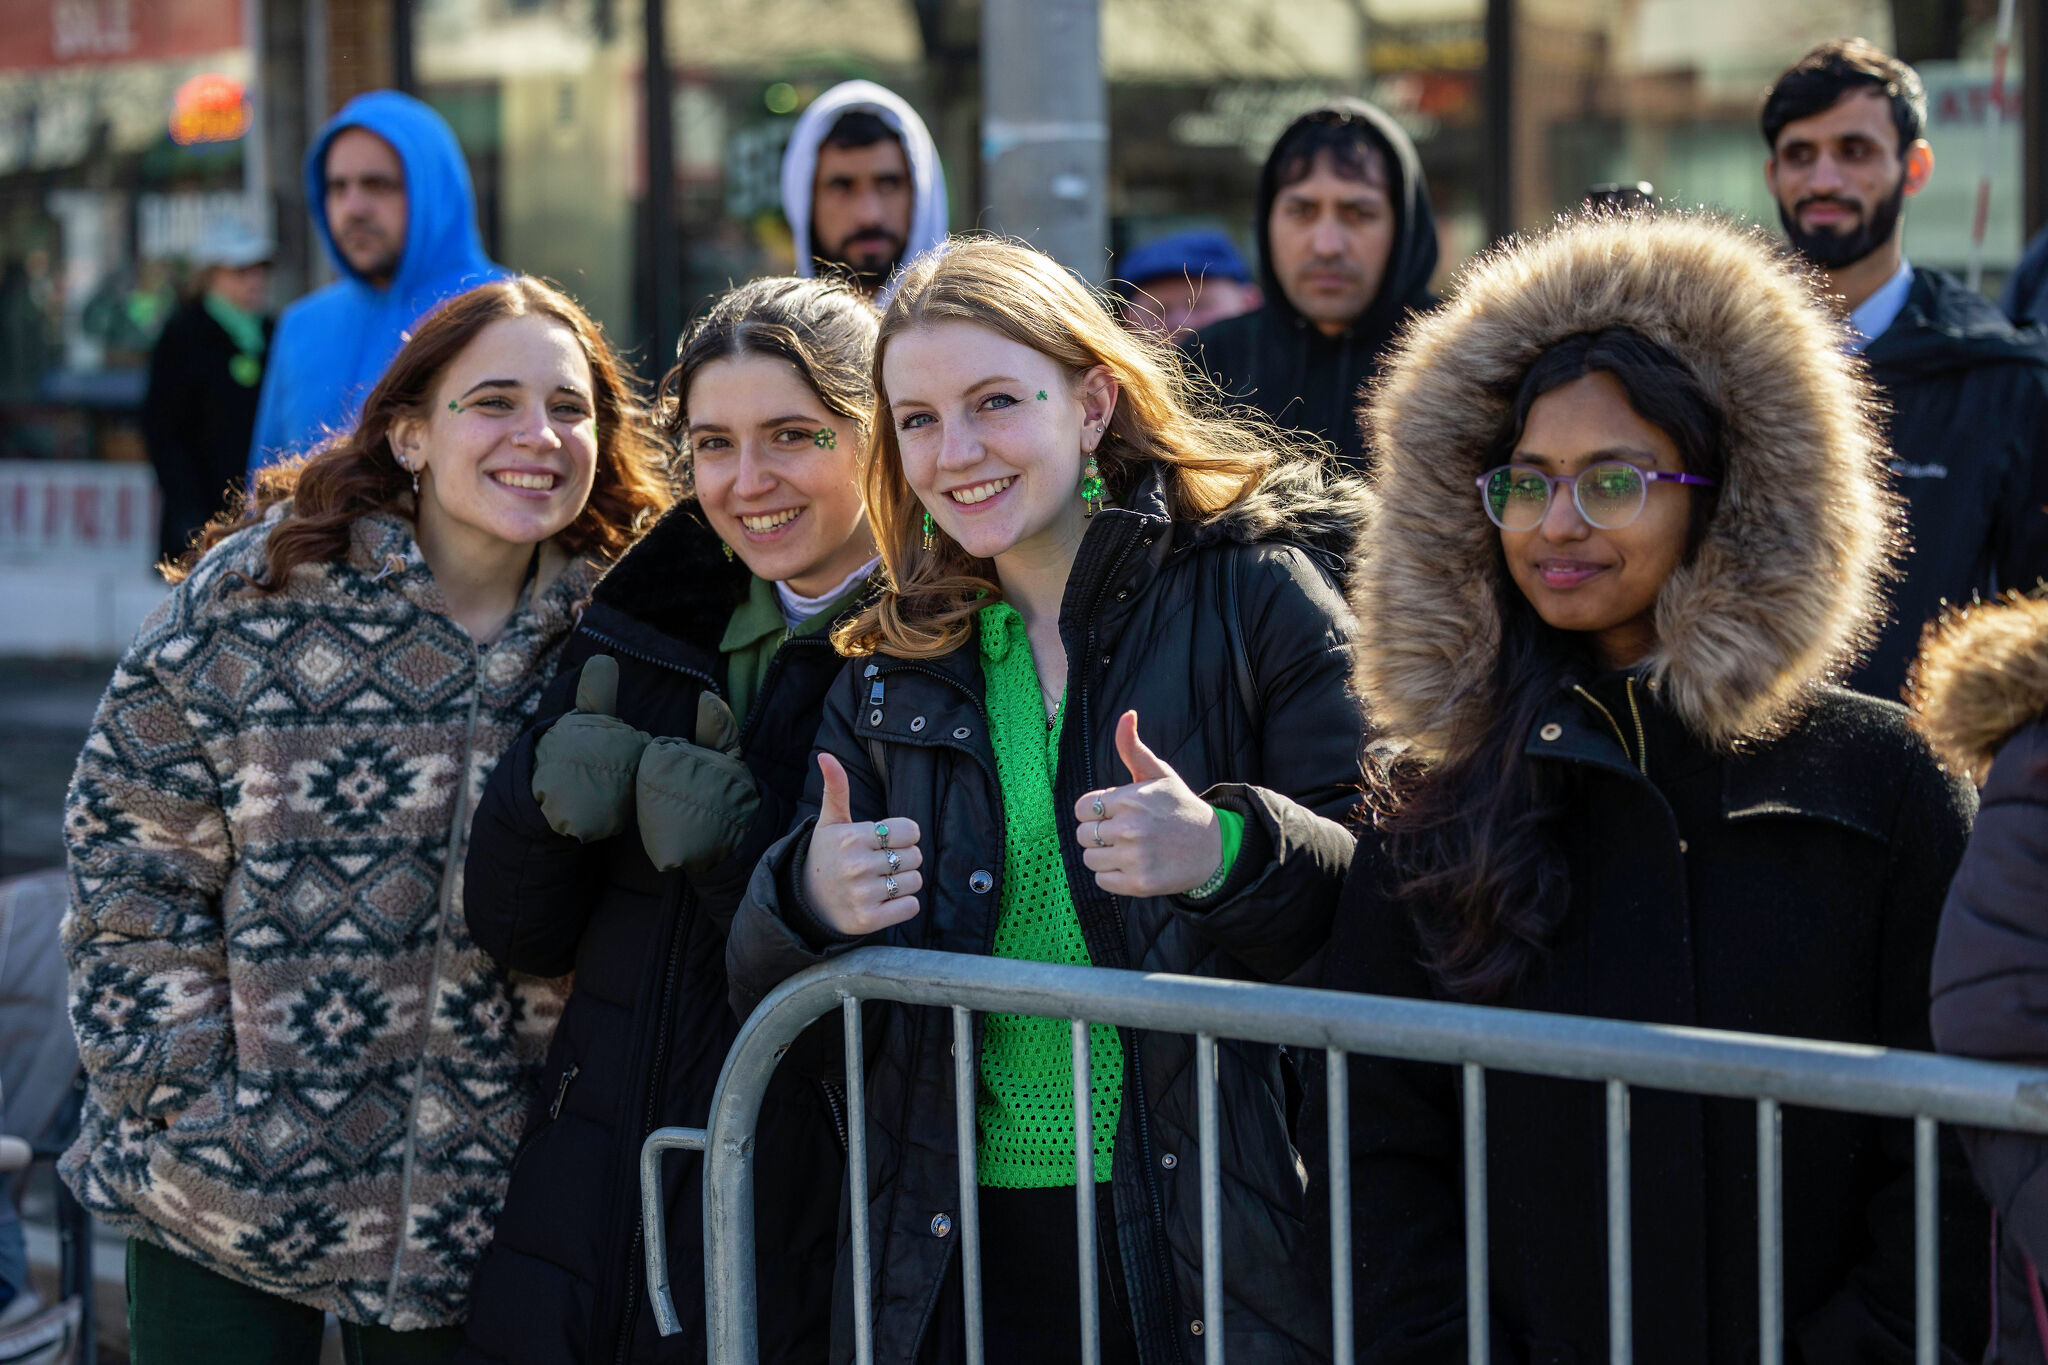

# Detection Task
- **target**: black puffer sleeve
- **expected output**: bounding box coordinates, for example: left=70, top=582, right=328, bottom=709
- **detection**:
left=1173, top=543, right=1366, bottom=981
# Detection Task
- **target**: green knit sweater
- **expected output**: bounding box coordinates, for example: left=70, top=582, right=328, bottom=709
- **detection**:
left=975, top=601, right=1123, bottom=1186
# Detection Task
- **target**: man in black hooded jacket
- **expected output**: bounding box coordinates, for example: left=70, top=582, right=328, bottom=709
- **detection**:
left=1187, top=99, right=1439, bottom=474
left=1764, top=40, right=2048, bottom=699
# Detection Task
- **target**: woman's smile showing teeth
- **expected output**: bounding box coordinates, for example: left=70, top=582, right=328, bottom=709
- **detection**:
left=491, top=469, right=559, bottom=492
left=740, top=507, right=805, bottom=534
left=948, top=476, right=1016, bottom=507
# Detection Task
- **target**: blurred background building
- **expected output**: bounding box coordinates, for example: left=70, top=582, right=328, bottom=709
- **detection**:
left=0, top=0, right=2037, bottom=650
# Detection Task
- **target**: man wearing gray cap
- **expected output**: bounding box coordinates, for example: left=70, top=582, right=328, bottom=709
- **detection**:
left=142, top=217, right=273, bottom=559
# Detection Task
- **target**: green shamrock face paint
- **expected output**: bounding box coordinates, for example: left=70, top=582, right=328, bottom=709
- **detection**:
left=447, top=400, right=462, bottom=413
left=814, top=428, right=837, bottom=449
left=1036, top=391, right=1048, bottom=401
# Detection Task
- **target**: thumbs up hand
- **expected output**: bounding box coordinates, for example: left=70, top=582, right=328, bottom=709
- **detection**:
left=1072, top=710, right=1224, bottom=897
left=636, top=691, right=763, bottom=874
left=532, top=655, right=653, bottom=842
left=800, top=752, right=924, bottom=936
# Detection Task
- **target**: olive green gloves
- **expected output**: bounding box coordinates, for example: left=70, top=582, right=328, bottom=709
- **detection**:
left=637, top=691, right=762, bottom=874
left=531, top=655, right=651, bottom=842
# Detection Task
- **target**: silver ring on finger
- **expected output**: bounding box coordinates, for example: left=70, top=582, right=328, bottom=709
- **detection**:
left=1092, top=819, right=1107, bottom=848
left=885, top=849, right=901, bottom=873
left=883, top=873, right=899, bottom=897
left=874, top=823, right=891, bottom=850
left=1092, top=794, right=1106, bottom=818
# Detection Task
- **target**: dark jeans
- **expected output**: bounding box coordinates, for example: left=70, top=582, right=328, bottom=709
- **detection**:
left=126, top=1237, right=465, bottom=1365
left=919, top=1182, right=1141, bottom=1365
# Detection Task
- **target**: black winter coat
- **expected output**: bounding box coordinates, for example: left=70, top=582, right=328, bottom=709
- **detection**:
left=1853, top=269, right=2048, bottom=700
left=141, top=297, right=271, bottom=558
left=1932, top=716, right=2048, bottom=1363
left=1315, top=682, right=1985, bottom=1365
left=458, top=507, right=854, bottom=1365
left=1186, top=100, right=1438, bottom=475
left=726, top=464, right=1369, bottom=1365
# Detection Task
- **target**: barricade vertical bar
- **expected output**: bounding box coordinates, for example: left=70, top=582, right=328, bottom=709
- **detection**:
left=1463, top=1064, right=1489, bottom=1365
left=954, top=1007, right=985, bottom=1365
left=1073, top=1018, right=1101, bottom=1365
left=1606, top=1080, right=1631, bottom=1365
left=845, top=995, right=874, bottom=1365
left=1915, top=1115, right=1938, bottom=1365
left=1327, top=1048, right=1354, bottom=1365
left=1757, top=1098, right=1782, bottom=1365
left=1198, top=1033, right=1224, bottom=1365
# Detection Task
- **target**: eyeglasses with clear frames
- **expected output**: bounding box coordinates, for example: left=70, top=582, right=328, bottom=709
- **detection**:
left=1476, top=459, right=1718, bottom=532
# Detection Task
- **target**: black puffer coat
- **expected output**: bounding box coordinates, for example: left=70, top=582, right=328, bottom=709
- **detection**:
left=1922, top=595, right=2048, bottom=1363
left=459, top=505, right=856, bottom=1364
left=1325, top=213, right=1989, bottom=1364
left=726, top=461, right=1369, bottom=1365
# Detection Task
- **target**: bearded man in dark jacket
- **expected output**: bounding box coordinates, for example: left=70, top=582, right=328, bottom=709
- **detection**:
left=1186, top=99, right=1439, bottom=474
left=1764, top=39, right=2048, bottom=700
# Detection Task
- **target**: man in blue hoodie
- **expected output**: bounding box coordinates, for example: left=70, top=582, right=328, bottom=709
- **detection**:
left=249, top=91, right=504, bottom=471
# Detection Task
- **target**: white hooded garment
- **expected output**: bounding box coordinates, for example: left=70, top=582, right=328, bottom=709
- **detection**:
left=780, top=80, right=949, bottom=304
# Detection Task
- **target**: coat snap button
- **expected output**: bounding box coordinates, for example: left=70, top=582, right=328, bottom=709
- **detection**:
left=1677, top=839, right=1689, bottom=854
left=1190, top=1320, right=1204, bottom=1336
left=910, top=716, right=926, bottom=732
left=969, top=869, right=994, bottom=895
left=1160, top=1152, right=1177, bottom=1169
left=1115, top=589, right=1127, bottom=600
left=931, top=1213, right=952, bottom=1237
left=952, top=725, right=971, bottom=739
left=1539, top=723, right=1563, bottom=742
left=870, top=709, right=884, bottom=726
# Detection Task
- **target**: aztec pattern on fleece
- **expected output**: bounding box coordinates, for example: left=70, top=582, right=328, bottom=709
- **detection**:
left=60, top=510, right=587, bottom=1329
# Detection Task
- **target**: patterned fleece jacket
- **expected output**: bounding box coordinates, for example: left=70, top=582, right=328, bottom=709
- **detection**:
left=60, top=510, right=589, bottom=1329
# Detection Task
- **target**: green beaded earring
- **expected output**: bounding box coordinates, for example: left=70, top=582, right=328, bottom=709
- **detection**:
left=922, top=510, right=935, bottom=551
left=1080, top=422, right=1106, bottom=517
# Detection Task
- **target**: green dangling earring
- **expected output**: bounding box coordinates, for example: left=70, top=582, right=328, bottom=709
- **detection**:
left=922, top=510, right=935, bottom=552
left=722, top=542, right=734, bottom=561
left=1080, top=424, right=1107, bottom=518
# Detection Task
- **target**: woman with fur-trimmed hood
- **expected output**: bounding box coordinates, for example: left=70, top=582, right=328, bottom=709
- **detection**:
left=1921, top=593, right=2048, bottom=1362
left=1313, top=213, right=1987, bottom=1361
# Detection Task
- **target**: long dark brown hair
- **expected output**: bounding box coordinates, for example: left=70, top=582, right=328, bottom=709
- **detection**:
left=172, top=276, right=670, bottom=589
left=1376, top=327, right=1725, bottom=1001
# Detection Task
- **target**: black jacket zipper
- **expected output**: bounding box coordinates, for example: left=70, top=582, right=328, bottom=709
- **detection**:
left=1075, top=528, right=1186, bottom=1365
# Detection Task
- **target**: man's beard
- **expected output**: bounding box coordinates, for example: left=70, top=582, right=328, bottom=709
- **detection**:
left=1779, top=174, right=1907, bottom=271
left=814, top=227, right=906, bottom=290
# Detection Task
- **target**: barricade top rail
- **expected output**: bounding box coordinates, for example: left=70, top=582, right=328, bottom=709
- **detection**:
left=728, top=946, right=2048, bottom=1133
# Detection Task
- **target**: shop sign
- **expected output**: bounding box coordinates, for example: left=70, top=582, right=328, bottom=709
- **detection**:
left=1, top=0, right=242, bottom=72
left=169, top=72, right=248, bottom=145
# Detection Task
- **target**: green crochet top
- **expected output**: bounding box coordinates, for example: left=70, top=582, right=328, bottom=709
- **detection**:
left=975, top=600, right=1123, bottom=1186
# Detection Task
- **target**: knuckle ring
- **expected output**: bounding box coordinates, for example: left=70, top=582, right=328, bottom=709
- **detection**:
left=874, top=823, right=891, bottom=849
left=883, top=874, right=899, bottom=897
left=885, top=849, right=901, bottom=872
left=1092, top=794, right=1106, bottom=818
left=1093, top=819, right=1107, bottom=848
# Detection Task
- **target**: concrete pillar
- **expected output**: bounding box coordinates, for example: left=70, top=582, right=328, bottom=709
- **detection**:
left=979, top=0, right=1108, bottom=281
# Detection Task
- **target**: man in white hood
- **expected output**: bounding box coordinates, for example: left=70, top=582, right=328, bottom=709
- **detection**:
left=780, top=80, right=948, bottom=301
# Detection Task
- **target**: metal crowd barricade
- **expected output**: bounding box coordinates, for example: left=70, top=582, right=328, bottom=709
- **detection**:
left=640, top=946, right=2048, bottom=1365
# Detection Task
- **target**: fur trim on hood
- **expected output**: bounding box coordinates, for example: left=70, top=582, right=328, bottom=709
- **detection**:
left=1182, top=449, right=1371, bottom=579
left=1352, top=212, right=1900, bottom=760
left=1909, top=592, right=2048, bottom=782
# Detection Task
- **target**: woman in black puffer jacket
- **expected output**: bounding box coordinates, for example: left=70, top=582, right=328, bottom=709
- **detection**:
left=1921, top=592, right=2048, bottom=1363
left=727, top=237, right=1369, bottom=1365
left=459, top=276, right=884, bottom=1365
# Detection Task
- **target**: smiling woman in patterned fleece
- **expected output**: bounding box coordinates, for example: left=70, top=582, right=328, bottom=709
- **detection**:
left=58, top=276, right=670, bottom=1365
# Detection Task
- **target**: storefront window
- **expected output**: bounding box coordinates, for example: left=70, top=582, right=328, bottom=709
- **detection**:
left=1515, top=0, right=2023, bottom=279
left=415, top=0, right=647, bottom=353
left=0, top=0, right=254, bottom=459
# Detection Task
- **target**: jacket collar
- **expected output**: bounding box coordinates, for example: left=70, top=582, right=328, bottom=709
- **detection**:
left=1526, top=684, right=1895, bottom=840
